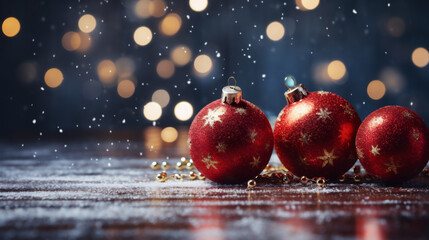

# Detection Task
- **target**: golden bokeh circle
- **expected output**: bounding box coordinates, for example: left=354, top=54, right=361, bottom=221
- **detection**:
left=78, top=14, right=96, bottom=33
left=44, top=68, right=64, bottom=88
left=174, top=101, right=193, bottom=121
left=327, top=60, right=347, bottom=81
left=266, top=21, right=285, bottom=41
left=411, top=47, right=429, bottom=68
left=62, top=32, right=81, bottom=51
left=143, top=102, right=162, bottom=121
left=134, top=26, right=153, bottom=46
left=117, top=80, right=136, bottom=98
left=2, top=17, right=20, bottom=37
left=161, top=127, right=178, bottom=143
left=152, top=89, right=170, bottom=108
left=160, top=13, right=182, bottom=36
left=367, top=80, right=386, bottom=100
left=156, top=59, right=175, bottom=79
left=170, top=45, right=192, bottom=66
left=193, top=54, right=213, bottom=75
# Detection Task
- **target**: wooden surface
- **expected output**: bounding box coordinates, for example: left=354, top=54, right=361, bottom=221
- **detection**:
left=1, top=141, right=429, bottom=240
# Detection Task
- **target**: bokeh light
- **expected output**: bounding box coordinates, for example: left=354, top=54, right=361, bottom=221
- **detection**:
left=189, top=0, right=208, bottom=12
left=78, top=14, right=96, bottom=33
left=161, top=127, right=179, bottom=143
left=266, top=21, right=285, bottom=41
left=77, top=32, right=92, bottom=52
left=134, top=0, right=151, bottom=18
left=327, top=60, right=347, bottom=81
left=116, top=57, right=135, bottom=78
left=97, top=60, right=117, bottom=85
left=379, top=68, right=404, bottom=94
left=193, top=54, right=213, bottom=76
left=133, top=26, right=152, bottom=46
left=143, top=102, right=162, bottom=121
left=44, top=68, right=64, bottom=88
left=296, top=0, right=320, bottom=11
left=156, top=59, right=175, bottom=79
left=160, top=13, right=182, bottom=36
left=150, top=0, right=166, bottom=18
left=411, top=47, right=429, bottom=68
left=117, top=80, right=135, bottom=98
left=174, top=101, right=193, bottom=121
left=386, top=17, right=405, bottom=37
left=367, top=80, right=386, bottom=100
left=143, top=127, right=162, bottom=158
left=2, top=17, right=20, bottom=37
left=61, top=32, right=81, bottom=51
left=152, top=89, right=170, bottom=108
left=171, top=45, right=192, bottom=66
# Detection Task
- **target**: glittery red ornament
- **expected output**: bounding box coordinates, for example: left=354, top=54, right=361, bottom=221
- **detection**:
left=274, top=76, right=361, bottom=179
left=356, top=106, right=429, bottom=183
left=188, top=77, right=273, bottom=184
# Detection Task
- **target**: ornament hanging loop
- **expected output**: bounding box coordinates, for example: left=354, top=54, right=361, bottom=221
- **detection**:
left=222, top=76, right=242, bottom=104
left=227, top=76, right=237, bottom=89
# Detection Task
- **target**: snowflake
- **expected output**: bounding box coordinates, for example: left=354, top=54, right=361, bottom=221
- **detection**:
left=201, top=154, right=218, bottom=170
left=371, top=145, right=381, bottom=156
left=317, top=148, right=338, bottom=167
left=318, top=91, right=329, bottom=96
left=299, top=132, right=311, bottom=145
left=250, top=156, right=260, bottom=168
left=216, top=142, right=227, bottom=152
left=202, top=107, right=226, bottom=128
left=316, top=108, right=332, bottom=121
left=356, top=148, right=364, bottom=159
left=385, top=157, right=402, bottom=174
left=403, top=111, right=413, bottom=119
left=412, top=129, right=421, bottom=141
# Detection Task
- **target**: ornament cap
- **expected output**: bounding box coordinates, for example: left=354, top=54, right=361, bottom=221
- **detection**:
left=222, top=76, right=242, bottom=104
left=283, top=75, right=309, bottom=104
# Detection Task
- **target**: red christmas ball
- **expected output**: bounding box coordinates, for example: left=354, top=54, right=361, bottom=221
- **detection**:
left=274, top=82, right=361, bottom=179
left=189, top=83, right=273, bottom=184
left=356, top=106, right=429, bottom=183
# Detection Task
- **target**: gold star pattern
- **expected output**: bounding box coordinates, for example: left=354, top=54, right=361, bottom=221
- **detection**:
left=235, top=108, right=246, bottom=115
left=299, top=132, right=311, bottom=145
left=412, top=129, right=421, bottom=141
left=249, top=129, right=257, bottom=143
left=202, top=107, right=226, bottom=128
left=371, top=145, right=381, bottom=156
left=250, top=156, right=260, bottom=168
left=201, top=154, right=218, bottom=170
left=356, top=148, right=364, bottom=159
left=317, top=148, right=338, bottom=167
left=385, top=157, right=402, bottom=175
left=342, top=104, right=354, bottom=117
left=402, top=111, right=414, bottom=119
left=216, top=142, right=227, bottom=152
left=316, top=108, right=332, bottom=121
left=318, top=91, right=329, bottom=96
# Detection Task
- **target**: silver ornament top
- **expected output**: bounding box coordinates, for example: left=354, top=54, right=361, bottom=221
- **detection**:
left=284, top=76, right=309, bottom=104
left=222, top=76, right=242, bottom=104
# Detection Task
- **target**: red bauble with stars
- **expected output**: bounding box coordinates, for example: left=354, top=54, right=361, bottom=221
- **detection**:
left=188, top=78, right=273, bottom=184
left=356, top=106, right=429, bottom=183
left=274, top=76, right=361, bottom=179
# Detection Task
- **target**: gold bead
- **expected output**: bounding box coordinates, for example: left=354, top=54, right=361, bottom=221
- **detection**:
left=198, top=172, right=206, bottom=180
left=311, top=177, right=319, bottom=183
left=174, top=174, right=183, bottom=181
left=156, top=173, right=167, bottom=182
left=247, top=179, right=256, bottom=189
left=300, top=176, right=309, bottom=184
left=186, top=162, right=194, bottom=170
left=180, top=157, right=189, bottom=164
left=353, top=165, right=361, bottom=174
left=189, top=171, right=198, bottom=180
left=150, top=161, right=160, bottom=170
left=263, top=164, right=272, bottom=172
left=175, top=162, right=185, bottom=170
left=316, top=177, right=325, bottom=187
left=161, top=161, right=170, bottom=170
left=338, top=174, right=346, bottom=182
left=354, top=174, right=362, bottom=183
